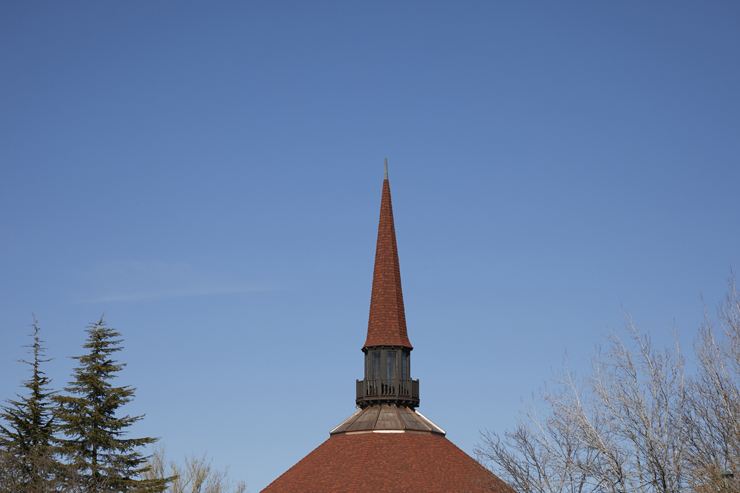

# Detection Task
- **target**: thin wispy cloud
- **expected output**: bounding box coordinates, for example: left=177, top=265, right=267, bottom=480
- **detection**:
left=72, top=261, right=271, bottom=303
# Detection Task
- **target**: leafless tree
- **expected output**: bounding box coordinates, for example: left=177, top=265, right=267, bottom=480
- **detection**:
left=142, top=446, right=247, bottom=493
left=684, top=275, right=740, bottom=492
left=476, top=315, right=687, bottom=493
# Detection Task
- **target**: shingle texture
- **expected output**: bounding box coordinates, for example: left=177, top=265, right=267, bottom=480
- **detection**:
left=260, top=432, right=515, bottom=493
left=364, top=178, right=412, bottom=349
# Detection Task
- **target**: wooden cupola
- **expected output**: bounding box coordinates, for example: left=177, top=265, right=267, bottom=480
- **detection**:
left=356, top=159, right=420, bottom=409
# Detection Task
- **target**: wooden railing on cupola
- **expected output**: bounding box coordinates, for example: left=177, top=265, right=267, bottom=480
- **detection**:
left=356, top=377, right=420, bottom=407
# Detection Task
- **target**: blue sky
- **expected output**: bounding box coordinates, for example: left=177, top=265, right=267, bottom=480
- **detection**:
left=1, top=2, right=739, bottom=491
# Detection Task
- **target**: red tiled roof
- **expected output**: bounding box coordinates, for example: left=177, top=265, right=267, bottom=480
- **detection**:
left=261, top=432, right=515, bottom=493
left=364, top=178, right=412, bottom=349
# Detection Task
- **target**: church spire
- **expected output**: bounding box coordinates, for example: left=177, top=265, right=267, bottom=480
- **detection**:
left=364, top=159, right=412, bottom=349
left=356, top=159, right=419, bottom=409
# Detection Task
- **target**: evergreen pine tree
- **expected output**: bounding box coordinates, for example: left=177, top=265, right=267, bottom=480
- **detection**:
left=0, top=316, right=59, bottom=492
left=55, top=316, right=169, bottom=492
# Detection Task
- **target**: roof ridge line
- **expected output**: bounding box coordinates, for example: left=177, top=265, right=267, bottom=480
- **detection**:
left=371, top=405, right=381, bottom=429
left=392, top=403, right=405, bottom=430
left=413, top=409, right=447, bottom=436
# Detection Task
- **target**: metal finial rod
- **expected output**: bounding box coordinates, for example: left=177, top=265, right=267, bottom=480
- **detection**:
left=384, top=158, right=388, bottom=180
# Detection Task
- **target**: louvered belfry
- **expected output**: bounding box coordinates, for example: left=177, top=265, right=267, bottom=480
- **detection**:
left=261, top=161, right=515, bottom=493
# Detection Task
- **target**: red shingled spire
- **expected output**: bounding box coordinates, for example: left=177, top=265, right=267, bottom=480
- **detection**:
left=364, top=160, right=412, bottom=349
left=261, top=158, right=517, bottom=493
